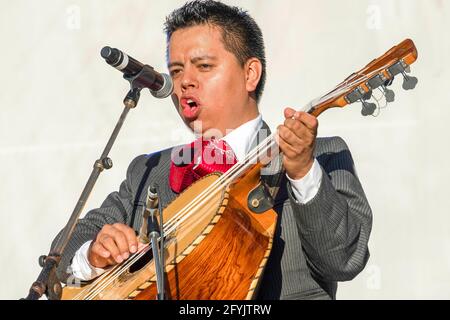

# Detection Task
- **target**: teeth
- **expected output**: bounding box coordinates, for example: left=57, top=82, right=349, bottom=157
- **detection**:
left=186, top=99, right=196, bottom=107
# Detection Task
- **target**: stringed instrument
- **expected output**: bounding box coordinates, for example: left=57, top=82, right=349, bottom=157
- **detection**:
left=61, top=38, right=418, bottom=300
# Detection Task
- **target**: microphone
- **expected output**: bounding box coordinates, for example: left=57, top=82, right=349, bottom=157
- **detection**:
left=100, top=46, right=173, bottom=99
left=146, top=186, right=160, bottom=235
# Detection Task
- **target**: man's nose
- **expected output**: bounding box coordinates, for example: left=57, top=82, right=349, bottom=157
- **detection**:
left=181, top=69, right=198, bottom=91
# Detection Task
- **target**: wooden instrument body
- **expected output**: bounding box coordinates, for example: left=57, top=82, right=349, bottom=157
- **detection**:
left=62, top=164, right=277, bottom=300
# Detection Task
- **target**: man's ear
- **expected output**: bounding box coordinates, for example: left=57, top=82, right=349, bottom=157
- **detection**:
left=244, top=58, right=262, bottom=94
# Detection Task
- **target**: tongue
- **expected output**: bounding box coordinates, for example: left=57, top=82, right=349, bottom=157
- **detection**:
left=183, top=104, right=199, bottom=119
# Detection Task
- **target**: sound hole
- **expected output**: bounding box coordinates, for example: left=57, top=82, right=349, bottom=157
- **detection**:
left=129, top=247, right=154, bottom=273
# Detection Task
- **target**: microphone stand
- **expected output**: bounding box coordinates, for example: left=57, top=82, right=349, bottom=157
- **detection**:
left=23, top=66, right=156, bottom=300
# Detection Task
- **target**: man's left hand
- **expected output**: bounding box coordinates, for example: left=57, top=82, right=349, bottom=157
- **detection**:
left=277, top=107, right=318, bottom=180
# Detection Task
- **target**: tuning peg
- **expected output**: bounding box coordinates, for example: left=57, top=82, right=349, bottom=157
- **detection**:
left=384, top=78, right=394, bottom=87
left=381, top=85, right=395, bottom=102
left=361, top=100, right=377, bottom=116
left=401, top=71, right=418, bottom=90
left=362, top=89, right=372, bottom=100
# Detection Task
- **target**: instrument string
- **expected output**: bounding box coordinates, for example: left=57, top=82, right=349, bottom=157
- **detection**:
left=79, top=244, right=151, bottom=300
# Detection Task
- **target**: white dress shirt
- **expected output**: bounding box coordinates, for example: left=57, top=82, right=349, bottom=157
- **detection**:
left=71, top=114, right=323, bottom=281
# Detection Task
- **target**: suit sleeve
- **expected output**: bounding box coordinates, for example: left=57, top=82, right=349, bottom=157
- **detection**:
left=51, top=155, right=145, bottom=283
left=287, top=136, right=373, bottom=282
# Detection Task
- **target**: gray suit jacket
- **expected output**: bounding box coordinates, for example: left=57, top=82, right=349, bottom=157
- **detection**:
left=52, top=122, right=372, bottom=300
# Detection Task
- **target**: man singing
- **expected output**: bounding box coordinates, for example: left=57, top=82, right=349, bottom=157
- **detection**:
left=53, top=0, right=372, bottom=300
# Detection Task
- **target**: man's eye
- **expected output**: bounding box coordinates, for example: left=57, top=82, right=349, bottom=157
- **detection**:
left=170, top=69, right=182, bottom=76
left=199, top=64, right=212, bottom=70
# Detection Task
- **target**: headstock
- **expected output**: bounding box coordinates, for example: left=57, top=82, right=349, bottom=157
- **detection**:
left=305, top=39, right=418, bottom=117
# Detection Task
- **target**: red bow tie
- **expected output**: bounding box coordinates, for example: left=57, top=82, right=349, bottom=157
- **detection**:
left=169, top=138, right=237, bottom=193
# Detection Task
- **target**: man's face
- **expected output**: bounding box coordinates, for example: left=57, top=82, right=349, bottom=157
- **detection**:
left=168, top=24, right=257, bottom=137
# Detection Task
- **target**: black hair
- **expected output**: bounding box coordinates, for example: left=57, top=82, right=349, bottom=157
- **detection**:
left=164, top=0, right=266, bottom=102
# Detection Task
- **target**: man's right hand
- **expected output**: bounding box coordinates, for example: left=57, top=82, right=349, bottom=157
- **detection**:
left=88, top=223, right=140, bottom=268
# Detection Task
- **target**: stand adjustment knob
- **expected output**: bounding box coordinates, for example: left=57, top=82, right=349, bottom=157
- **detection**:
left=102, top=157, right=113, bottom=169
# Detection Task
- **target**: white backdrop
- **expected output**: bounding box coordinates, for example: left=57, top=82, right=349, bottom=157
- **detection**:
left=1, top=0, right=449, bottom=299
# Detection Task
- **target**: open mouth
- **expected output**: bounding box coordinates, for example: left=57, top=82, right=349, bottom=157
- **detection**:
left=187, top=99, right=197, bottom=108
left=181, top=97, right=200, bottom=119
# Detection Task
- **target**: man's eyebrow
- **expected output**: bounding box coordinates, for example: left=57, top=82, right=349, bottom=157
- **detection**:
left=168, top=61, right=184, bottom=69
left=191, top=55, right=217, bottom=63
left=168, top=55, right=217, bottom=69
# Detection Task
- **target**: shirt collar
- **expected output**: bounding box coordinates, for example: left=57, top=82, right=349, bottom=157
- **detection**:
left=221, top=114, right=263, bottom=162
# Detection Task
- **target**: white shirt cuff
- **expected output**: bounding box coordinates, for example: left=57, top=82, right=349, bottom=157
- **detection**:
left=71, top=240, right=107, bottom=281
left=286, top=158, right=322, bottom=204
